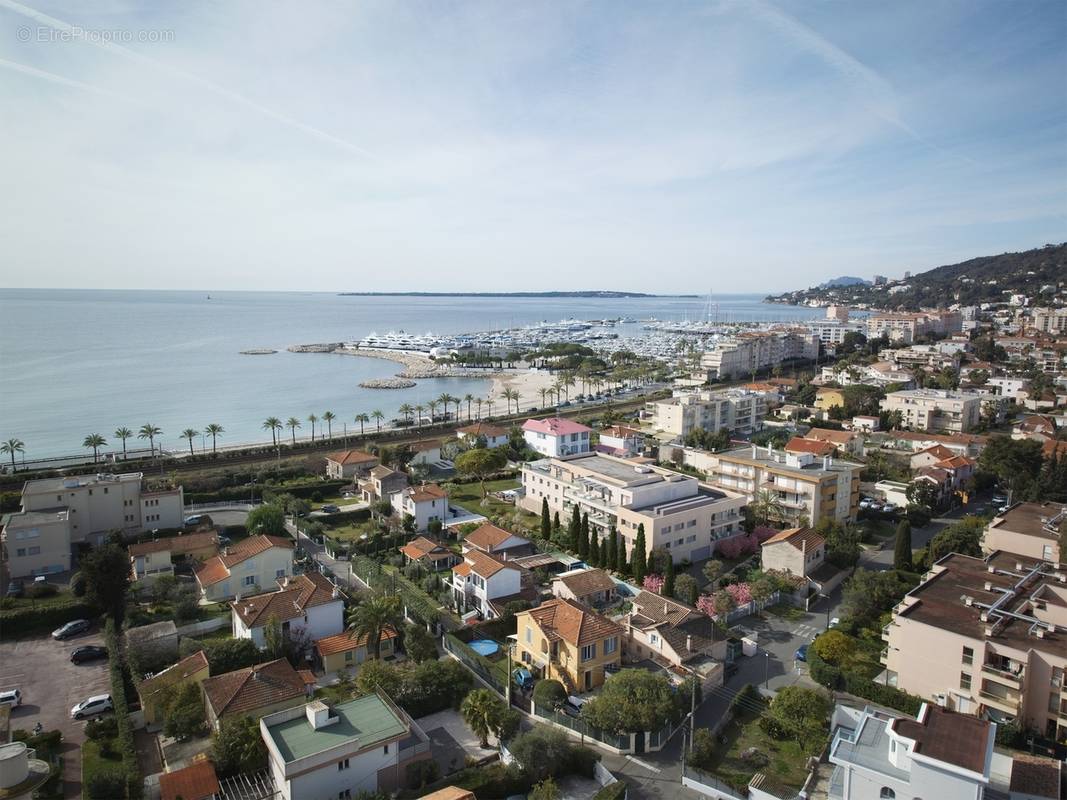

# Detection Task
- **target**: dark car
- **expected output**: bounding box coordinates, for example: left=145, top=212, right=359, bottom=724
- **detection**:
left=71, top=645, right=108, bottom=664
left=320, top=504, right=341, bottom=514
left=794, top=644, right=809, bottom=662
left=52, top=619, right=91, bottom=640
left=5, top=580, right=24, bottom=598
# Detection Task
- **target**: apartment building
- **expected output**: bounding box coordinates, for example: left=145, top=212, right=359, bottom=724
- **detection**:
left=645, top=388, right=767, bottom=438
left=683, top=444, right=862, bottom=525
left=982, top=502, right=1065, bottom=565
left=1031, top=307, right=1067, bottom=335
left=879, top=345, right=962, bottom=372
left=826, top=703, right=996, bottom=800
left=883, top=551, right=1067, bottom=740
left=807, top=319, right=864, bottom=347
left=880, top=389, right=983, bottom=434
left=522, top=418, right=593, bottom=457
left=698, top=329, right=819, bottom=380
left=2, top=471, right=184, bottom=577
left=514, top=598, right=623, bottom=694
left=866, top=311, right=962, bottom=344
left=260, top=693, right=431, bottom=800
left=519, top=453, right=747, bottom=564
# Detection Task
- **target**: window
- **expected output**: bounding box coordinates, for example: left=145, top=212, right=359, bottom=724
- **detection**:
left=337, top=758, right=350, bottom=771
left=880, top=790, right=895, bottom=800
left=243, top=575, right=256, bottom=586
left=15, top=548, right=25, bottom=557
left=344, top=651, right=353, bottom=662
left=604, top=637, right=617, bottom=655
left=276, top=569, right=286, bottom=579
left=28, top=546, right=39, bottom=556
left=960, top=673, right=971, bottom=691
left=581, top=644, right=596, bottom=662
left=383, top=743, right=389, bottom=754
left=962, top=646, right=973, bottom=666
left=525, top=627, right=532, bottom=644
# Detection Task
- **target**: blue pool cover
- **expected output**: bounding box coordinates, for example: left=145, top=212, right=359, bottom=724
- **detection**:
left=469, top=639, right=499, bottom=656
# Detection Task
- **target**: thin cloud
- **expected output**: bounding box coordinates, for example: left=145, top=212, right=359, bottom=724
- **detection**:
left=0, top=57, right=143, bottom=105
left=0, top=0, right=377, bottom=160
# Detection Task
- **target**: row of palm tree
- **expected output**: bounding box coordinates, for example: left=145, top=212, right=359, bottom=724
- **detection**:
left=77, top=422, right=227, bottom=462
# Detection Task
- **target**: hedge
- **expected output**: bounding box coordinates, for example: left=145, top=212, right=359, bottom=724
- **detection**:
left=0, top=601, right=98, bottom=638
left=104, top=618, right=143, bottom=799
left=593, top=780, right=628, bottom=800
left=808, top=643, right=923, bottom=717
left=185, top=479, right=351, bottom=505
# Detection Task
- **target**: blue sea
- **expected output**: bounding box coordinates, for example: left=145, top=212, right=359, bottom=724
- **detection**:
left=0, top=290, right=824, bottom=460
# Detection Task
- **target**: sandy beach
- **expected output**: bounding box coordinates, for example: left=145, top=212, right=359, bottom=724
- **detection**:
left=489, top=369, right=560, bottom=412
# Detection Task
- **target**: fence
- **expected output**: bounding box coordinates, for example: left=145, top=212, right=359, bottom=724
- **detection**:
left=531, top=702, right=632, bottom=752
left=681, top=764, right=748, bottom=800
left=718, top=591, right=781, bottom=625
left=183, top=501, right=260, bottom=512
left=175, top=617, right=229, bottom=637
left=443, top=633, right=507, bottom=695
left=350, top=555, right=444, bottom=627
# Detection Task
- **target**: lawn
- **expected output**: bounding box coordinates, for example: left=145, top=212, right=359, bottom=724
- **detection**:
left=707, top=702, right=824, bottom=792
left=82, top=736, right=123, bottom=790
left=1, top=587, right=80, bottom=612
left=763, top=603, right=805, bottom=622
left=324, top=520, right=379, bottom=541
left=856, top=519, right=896, bottom=542
left=449, top=479, right=539, bottom=526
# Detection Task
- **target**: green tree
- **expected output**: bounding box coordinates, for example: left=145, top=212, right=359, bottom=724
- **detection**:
left=979, top=436, right=1044, bottom=499
left=212, top=715, right=267, bottom=777
left=307, top=413, right=318, bottom=441
left=347, top=595, right=402, bottom=660
left=906, top=479, right=939, bottom=511
left=606, top=527, right=618, bottom=572
left=403, top=623, right=438, bottom=663
left=83, top=433, right=107, bottom=462
left=355, top=413, right=370, bottom=436
left=663, top=551, right=675, bottom=597
left=454, top=447, right=507, bottom=497
left=893, top=520, right=913, bottom=571
left=712, top=589, right=736, bottom=617
left=750, top=488, right=785, bottom=525
left=540, top=498, right=551, bottom=540
left=81, top=542, right=130, bottom=619
left=688, top=728, right=717, bottom=770
left=245, top=504, right=286, bottom=536
left=581, top=669, right=678, bottom=733
left=138, top=423, right=162, bottom=455
left=204, top=423, right=224, bottom=454
left=163, top=681, right=207, bottom=740
left=552, top=511, right=561, bottom=537
left=113, top=428, right=131, bottom=459
left=181, top=428, right=199, bottom=456
left=631, top=524, right=647, bottom=584
left=354, top=659, right=404, bottom=698
left=674, top=574, right=699, bottom=606
left=927, top=515, right=987, bottom=562
left=286, top=416, right=301, bottom=445
left=578, top=513, right=590, bottom=559
left=261, top=417, right=281, bottom=447
left=588, top=532, right=600, bottom=567
left=702, top=559, right=723, bottom=588
left=508, top=725, right=583, bottom=782
left=1, top=437, right=24, bottom=470
left=461, top=688, right=506, bottom=748
left=567, top=505, right=581, bottom=551
left=812, top=630, right=855, bottom=665
left=766, top=686, right=830, bottom=744
left=532, top=679, right=567, bottom=708
left=842, top=570, right=913, bottom=625
left=322, top=411, right=336, bottom=439
left=616, top=529, right=629, bottom=575
left=529, top=776, right=560, bottom=800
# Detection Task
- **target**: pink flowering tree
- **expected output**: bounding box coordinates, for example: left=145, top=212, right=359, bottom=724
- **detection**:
left=726, top=582, right=753, bottom=606
left=642, top=574, right=665, bottom=594
left=696, top=594, right=717, bottom=618
left=752, top=526, right=778, bottom=543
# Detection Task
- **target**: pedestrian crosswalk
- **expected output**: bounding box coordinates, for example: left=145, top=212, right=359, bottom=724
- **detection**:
left=790, top=623, right=821, bottom=640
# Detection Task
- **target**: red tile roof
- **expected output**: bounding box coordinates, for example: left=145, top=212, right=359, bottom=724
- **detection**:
left=327, top=450, right=378, bottom=466
left=784, top=437, right=835, bottom=457
left=315, top=625, right=399, bottom=657
left=454, top=549, right=522, bottom=579
left=159, top=760, right=220, bottom=800
left=202, top=658, right=305, bottom=718
left=762, top=527, right=825, bottom=553
left=195, top=535, right=294, bottom=587
left=456, top=422, right=508, bottom=438
left=522, top=418, right=592, bottom=436
left=464, top=523, right=524, bottom=552
left=402, top=484, right=447, bottom=503
left=129, top=531, right=219, bottom=558
left=521, top=598, right=623, bottom=646
left=804, top=428, right=857, bottom=445
left=401, top=536, right=453, bottom=561
left=230, top=572, right=340, bottom=628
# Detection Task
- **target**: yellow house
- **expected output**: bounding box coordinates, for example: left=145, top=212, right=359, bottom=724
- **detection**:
left=138, top=649, right=210, bottom=727
left=314, top=625, right=399, bottom=673
left=514, top=598, right=623, bottom=695
left=814, top=387, right=847, bottom=411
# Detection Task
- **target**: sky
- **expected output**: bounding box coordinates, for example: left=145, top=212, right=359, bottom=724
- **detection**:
left=0, top=0, right=1064, bottom=293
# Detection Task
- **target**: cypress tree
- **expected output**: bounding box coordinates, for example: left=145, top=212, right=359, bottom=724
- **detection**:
left=553, top=511, right=561, bottom=536
left=540, top=497, right=551, bottom=541
left=589, top=533, right=600, bottom=567
left=632, top=523, right=647, bottom=584
left=568, top=506, right=581, bottom=552
left=893, top=519, right=913, bottom=571
left=579, top=513, right=590, bottom=559
left=663, top=550, right=675, bottom=597
left=617, top=530, right=629, bottom=575
left=606, top=527, right=617, bottom=573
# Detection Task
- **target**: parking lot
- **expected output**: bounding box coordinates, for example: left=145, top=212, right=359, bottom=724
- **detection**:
left=0, top=627, right=112, bottom=798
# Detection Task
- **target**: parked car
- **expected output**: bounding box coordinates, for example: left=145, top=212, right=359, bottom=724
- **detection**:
left=52, top=619, right=90, bottom=640
left=183, top=514, right=204, bottom=526
left=217, top=535, right=232, bottom=547
left=0, top=689, right=22, bottom=708
left=858, top=499, right=872, bottom=510
left=71, top=645, right=109, bottom=664
left=5, top=580, right=24, bottom=598
left=562, top=695, right=587, bottom=716
left=512, top=667, right=534, bottom=691
left=794, top=644, right=809, bottom=662
left=882, top=503, right=898, bottom=514
left=829, top=617, right=841, bottom=629
left=724, top=662, right=739, bottom=680
left=71, top=694, right=113, bottom=720
left=320, top=504, right=341, bottom=514
left=867, top=502, right=883, bottom=513
left=992, top=493, right=1009, bottom=507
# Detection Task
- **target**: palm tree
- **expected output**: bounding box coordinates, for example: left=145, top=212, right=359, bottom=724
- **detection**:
left=114, top=427, right=132, bottom=459
left=1, top=438, right=24, bottom=471
left=355, top=413, right=370, bottom=436
left=503, top=388, right=519, bottom=414
left=427, top=400, right=439, bottom=422
left=751, top=488, right=786, bottom=526
left=539, top=387, right=549, bottom=408
left=286, top=417, right=301, bottom=445
left=138, top=423, right=161, bottom=456
left=398, top=404, right=414, bottom=424
left=83, top=433, right=106, bottom=462
left=464, top=394, right=474, bottom=421
left=346, top=596, right=402, bottom=660
left=205, top=423, right=224, bottom=453
left=308, top=413, right=318, bottom=442
left=371, top=410, right=385, bottom=432
left=414, top=404, right=425, bottom=426
left=262, top=417, right=282, bottom=447
left=475, top=398, right=484, bottom=419
left=436, top=394, right=452, bottom=421
left=451, top=395, right=463, bottom=421
left=322, top=411, right=336, bottom=440
left=181, top=428, right=199, bottom=456
left=486, top=397, right=494, bottom=417
left=460, top=688, right=503, bottom=748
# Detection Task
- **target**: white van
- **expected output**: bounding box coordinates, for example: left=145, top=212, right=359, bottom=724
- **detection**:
left=0, top=689, right=22, bottom=707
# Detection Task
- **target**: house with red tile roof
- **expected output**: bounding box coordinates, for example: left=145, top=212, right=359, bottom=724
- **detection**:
left=391, top=484, right=449, bottom=531
left=315, top=624, right=399, bottom=673
left=128, top=530, right=219, bottom=583
left=325, top=450, right=380, bottom=480
left=230, top=572, right=345, bottom=651
left=461, top=522, right=533, bottom=559
left=450, top=549, right=533, bottom=621
left=138, top=649, right=210, bottom=728
left=514, top=598, right=623, bottom=693
left=194, top=535, right=294, bottom=602
left=802, top=427, right=864, bottom=457
left=159, top=759, right=220, bottom=800
left=400, top=536, right=459, bottom=570
left=201, top=658, right=312, bottom=731
left=522, top=417, right=592, bottom=457
left=909, top=444, right=957, bottom=471
left=760, top=527, right=826, bottom=579
left=455, top=421, right=510, bottom=449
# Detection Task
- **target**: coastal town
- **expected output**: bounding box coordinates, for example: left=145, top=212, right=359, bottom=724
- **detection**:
left=2, top=254, right=1067, bottom=800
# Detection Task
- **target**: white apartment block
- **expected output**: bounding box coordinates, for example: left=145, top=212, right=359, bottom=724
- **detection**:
left=676, top=443, right=862, bottom=526
left=1031, top=307, right=1067, bottom=335
left=807, top=319, right=864, bottom=347
left=2, top=472, right=184, bottom=578
left=645, top=388, right=767, bottom=438
left=698, top=329, right=819, bottom=380
left=866, top=311, right=963, bottom=344
left=390, top=484, right=448, bottom=531
left=880, top=389, right=983, bottom=434
left=522, top=418, right=593, bottom=457
left=519, top=453, right=746, bottom=564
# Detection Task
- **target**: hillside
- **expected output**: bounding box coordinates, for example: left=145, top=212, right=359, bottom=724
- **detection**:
left=767, top=243, right=1067, bottom=310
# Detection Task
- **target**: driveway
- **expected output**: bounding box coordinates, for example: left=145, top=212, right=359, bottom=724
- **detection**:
left=0, top=628, right=112, bottom=798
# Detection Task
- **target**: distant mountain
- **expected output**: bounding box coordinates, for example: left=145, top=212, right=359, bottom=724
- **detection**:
left=767, top=243, right=1067, bottom=310
left=818, top=276, right=871, bottom=289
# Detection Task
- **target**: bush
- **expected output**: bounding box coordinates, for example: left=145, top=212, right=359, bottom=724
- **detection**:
left=842, top=673, right=923, bottom=716
left=533, top=679, right=567, bottom=707
left=71, top=573, right=86, bottom=597
left=86, top=717, right=118, bottom=742
left=406, top=758, right=440, bottom=790
left=509, top=725, right=598, bottom=782
left=86, top=769, right=127, bottom=800
left=104, top=618, right=143, bottom=799
left=592, top=782, right=628, bottom=800
left=0, top=601, right=97, bottom=638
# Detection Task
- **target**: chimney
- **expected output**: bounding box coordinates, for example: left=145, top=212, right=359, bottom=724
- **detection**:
left=686, top=635, right=692, bottom=652
left=664, top=601, right=669, bottom=615
left=305, top=700, right=337, bottom=730
left=332, top=585, right=340, bottom=599
left=752, top=444, right=757, bottom=459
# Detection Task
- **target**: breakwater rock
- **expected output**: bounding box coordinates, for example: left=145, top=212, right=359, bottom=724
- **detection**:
left=287, top=343, right=342, bottom=353
left=359, top=378, right=417, bottom=389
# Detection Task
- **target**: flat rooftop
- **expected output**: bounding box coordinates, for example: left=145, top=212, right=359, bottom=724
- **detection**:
left=898, top=551, right=1067, bottom=659
left=537, top=453, right=691, bottom=488
left=23, top=472, right=143, bottom=494
left=988, top=501, right=1065, bottom=543
left=5, top=507, right=70, bottom=527
left=265, top=694, right=407, bottom=763
left=716, top=446, right=861, bottom=477
left=832, top=709, right=910, bottom=782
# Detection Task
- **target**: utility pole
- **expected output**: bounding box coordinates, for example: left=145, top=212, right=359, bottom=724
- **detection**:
left=689, top=674, right=697, bottom=759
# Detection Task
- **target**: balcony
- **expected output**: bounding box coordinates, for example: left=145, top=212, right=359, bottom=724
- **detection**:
left=881, top=623, right=893, bottom=642
left=981, top=662, right=1023, bottom=687
left=978, top=687, right=1021, bottom=713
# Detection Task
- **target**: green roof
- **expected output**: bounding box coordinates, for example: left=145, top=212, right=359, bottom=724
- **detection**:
left=266, top=694, right=408, bottom=762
